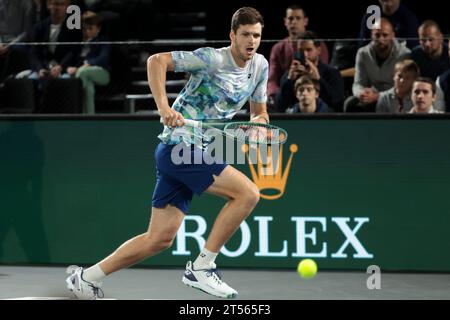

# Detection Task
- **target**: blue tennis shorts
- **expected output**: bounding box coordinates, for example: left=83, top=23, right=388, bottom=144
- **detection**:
left=151, top=142, right=228, bottom=214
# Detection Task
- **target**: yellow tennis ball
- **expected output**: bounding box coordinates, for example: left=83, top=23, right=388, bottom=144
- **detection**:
left=297, top=259, right=317, bottom=279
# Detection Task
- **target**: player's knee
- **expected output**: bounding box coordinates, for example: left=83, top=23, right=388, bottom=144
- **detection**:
left=155, top=238, right=174, bottom=251
left=149, top=239, right=173, bottom=253
left=241, top=184, right=260, bottom=210
left=250, top=185, right=260, bottom=206
left=144, top=235, right=175, bottom=253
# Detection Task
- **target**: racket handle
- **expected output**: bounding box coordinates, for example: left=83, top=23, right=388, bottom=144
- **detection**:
left=159, top=117, right=200, bottom=128
left=182, top=119, right=200, bottom=128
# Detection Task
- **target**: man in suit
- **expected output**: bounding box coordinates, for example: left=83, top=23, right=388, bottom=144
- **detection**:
left=29, top=0, right=82, bottom=79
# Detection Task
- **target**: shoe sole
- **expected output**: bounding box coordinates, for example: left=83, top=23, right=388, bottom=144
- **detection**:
left=182, top=276, right=237, bottom=299
left=66, top=277, right=95, bottom=300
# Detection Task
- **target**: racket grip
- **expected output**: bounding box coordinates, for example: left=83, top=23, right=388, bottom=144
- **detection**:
left=159, top=117, right=200, bottom=128
left=182, top=119, right=200, bottom=127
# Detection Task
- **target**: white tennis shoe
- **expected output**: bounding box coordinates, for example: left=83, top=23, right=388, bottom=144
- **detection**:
left=66, top=265, right=104, bottom=300
left=182, top=261, right=238, bottom=299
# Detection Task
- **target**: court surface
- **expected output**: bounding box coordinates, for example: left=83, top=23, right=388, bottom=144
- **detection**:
left=1, top=265, right=449, bottom=300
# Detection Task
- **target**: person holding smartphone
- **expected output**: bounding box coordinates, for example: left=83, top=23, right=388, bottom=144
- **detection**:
left=267, top=5, right=329, bottom=111
left=276, top=31, right=344, bottom=112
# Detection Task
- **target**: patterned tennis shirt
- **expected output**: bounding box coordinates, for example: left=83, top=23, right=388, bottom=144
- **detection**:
left=158, top=46, right=268, bottom=146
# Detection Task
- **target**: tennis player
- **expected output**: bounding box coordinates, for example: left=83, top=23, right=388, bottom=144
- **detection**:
left=66, top=6, right=269, bottom=299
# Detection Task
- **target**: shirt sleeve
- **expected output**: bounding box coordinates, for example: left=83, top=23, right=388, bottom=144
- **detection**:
left=250, top=58, right=268, bottom=103
left=376, top=91, right=389, bottom=113
left=268, top=43, right=282, bottom=97
left=171, top=47, right=216, bottom=73
left=434, top=77, right=446, bottom=112
left=352, top=49, right=368, bottom=97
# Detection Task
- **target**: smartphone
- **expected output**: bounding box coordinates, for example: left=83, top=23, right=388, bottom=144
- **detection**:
left=294, top=51, right=306, bottom=65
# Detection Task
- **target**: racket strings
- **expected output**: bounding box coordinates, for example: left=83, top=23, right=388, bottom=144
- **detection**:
left=190, top=127, right=213, bottom=147
left=188, top=122, right=286, bottom=146
left=233, top=124, right=282, bottom=144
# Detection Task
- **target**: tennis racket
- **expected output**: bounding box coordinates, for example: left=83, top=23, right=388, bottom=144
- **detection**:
left=161, top=118, right=288, bottom=145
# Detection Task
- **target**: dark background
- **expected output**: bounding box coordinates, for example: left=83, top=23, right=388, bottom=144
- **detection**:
left=150, top=0, right=449, bottom=60
left=203, top=0, right=449, bottom=39
left=210, top=1, right=447, bottom=55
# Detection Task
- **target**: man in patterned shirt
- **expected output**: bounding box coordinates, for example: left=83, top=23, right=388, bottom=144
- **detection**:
left=66, top=7, right=269, bottom=299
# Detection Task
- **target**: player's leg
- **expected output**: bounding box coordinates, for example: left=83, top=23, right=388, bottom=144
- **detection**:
left=189, top=165, right=259, bottom=269
left=97, top=205, right=185, bottom=274
left=204, top=165, right=260, bottom=252
left=182, top=165, right=259, bottom=298
left=67, top=142, right=191, bottom=299
left=66, top=205, right=185, bottom=300
left=166, top=145, right=259, bottom=255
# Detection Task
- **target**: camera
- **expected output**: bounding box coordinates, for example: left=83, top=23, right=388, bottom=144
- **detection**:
left=294, top=51, right=306, bottom=65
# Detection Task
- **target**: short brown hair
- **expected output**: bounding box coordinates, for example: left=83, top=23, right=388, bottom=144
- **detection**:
left=414, top=77, right=437, bottom=95
left=295, top=75, right=320, bottom=93
left=231, top=7, right=264, bottom=33
left=287, top=4, right=306, bottom=15
left=419, top=20, right=442, bottom=34
left=82, top=11, right=102, bottom=27
left=395, top=59, right=420, bottom=78
left=299, top=30, right=321, bottom=48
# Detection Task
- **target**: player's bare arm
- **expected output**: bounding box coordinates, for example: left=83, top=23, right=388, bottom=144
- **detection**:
left=147, top=52, right=185, bottom=127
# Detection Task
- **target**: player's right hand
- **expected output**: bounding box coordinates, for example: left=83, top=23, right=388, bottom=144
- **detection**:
left=159, top=107, right=185, bottom=127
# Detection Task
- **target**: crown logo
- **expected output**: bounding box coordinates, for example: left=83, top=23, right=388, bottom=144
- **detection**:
left=243, top=143, right=298, bottom=200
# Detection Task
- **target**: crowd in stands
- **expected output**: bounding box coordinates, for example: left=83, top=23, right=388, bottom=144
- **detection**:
left=0, top=0, right=449, bottom=114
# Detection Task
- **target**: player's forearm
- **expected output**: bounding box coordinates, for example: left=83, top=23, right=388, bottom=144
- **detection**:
left=147, top=54, right=170, bottom=111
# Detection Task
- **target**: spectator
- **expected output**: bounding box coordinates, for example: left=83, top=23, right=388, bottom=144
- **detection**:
left=410, top=20, right=450, bottom=81
left=65, top=11, right=110, bottom=114
left=376, top=59, right=420, bottom=113
left=34, top=0, right=86, bottom=23
left=359, top=0, right=420, bottom=49
left=345, top=18, right=410, bottom=112
left=0, top=0, right=36, bottom=82
left=267, top=5, right=329, bottom=108
left=276, top=31, right=344, bottom=112
left=33, top=0, right=48, bottom=21
left=286, top=75, right=330, bottom=113
left=435, top=38, right=450, bottom=111
left=409, top=77, right=443, bottom=113
left=27, top=0, right=82, bottom=80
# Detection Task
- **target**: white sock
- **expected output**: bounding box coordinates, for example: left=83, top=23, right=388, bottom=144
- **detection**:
left=193, top=248, right=218, bottom=270
left=83, top=264, right=106, bottom=283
